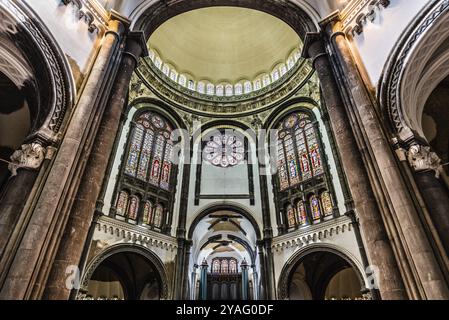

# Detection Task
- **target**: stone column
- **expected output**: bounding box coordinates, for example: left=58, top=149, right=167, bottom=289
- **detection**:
left=303, top=33, right=407, bottom=300
left=42, top=31, right=148, bottom=300
left=241, top=259, right=249, bottom=300
left=323, top=16, right=449, bottom=299
left=0, top=15, right=127, bottom=300
left=0, top=143, right=46, bottom=259
left=406, top=143, right=449, bottom=255
left=200, top=259, right=208, bottom=300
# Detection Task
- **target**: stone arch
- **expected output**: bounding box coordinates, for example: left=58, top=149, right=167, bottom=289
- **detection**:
left=277, top=243, right=365, bottom=300
left=81, top=243, right=170, bottom=300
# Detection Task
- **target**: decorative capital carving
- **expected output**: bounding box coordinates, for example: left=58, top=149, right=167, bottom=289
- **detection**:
left=8, top=143, right=46, bottom=176
left=407, top=144, right=442, bottom=177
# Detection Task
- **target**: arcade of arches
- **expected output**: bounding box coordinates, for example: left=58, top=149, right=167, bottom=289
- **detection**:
left=0, top=0, right=449, bottom=301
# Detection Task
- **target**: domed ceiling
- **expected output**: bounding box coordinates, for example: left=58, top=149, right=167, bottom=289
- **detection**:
left=148, top=7, right=302, bottom=84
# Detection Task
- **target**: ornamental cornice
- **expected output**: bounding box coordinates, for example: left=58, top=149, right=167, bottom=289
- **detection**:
left=340, top=0, right=390, bottom=36
left=60, top=0, right=108, bottom=34
left=97, top=215, right=178, bottom=252
left=271, top=215, right=353, bottom=252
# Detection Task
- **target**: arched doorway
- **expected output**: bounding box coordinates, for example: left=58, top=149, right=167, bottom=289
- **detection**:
left=188, top=205, right=261, bottom=301
left=79, top=245, right=169, bottom=300
left=279, top=248, right=365, bottom=300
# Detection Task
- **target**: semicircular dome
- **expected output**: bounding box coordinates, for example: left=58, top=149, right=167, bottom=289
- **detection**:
left=148, top=7, right=302, bottom=95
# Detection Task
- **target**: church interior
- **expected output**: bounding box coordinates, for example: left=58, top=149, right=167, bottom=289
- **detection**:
left=0, top=0, right=449, bottom=301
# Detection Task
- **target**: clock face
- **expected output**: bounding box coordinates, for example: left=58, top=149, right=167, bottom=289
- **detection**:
left=204, top=134, right=245, bottom=167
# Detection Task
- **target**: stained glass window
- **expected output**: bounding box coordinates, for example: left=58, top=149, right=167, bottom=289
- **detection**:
left=310, top=195, right=322, bottom=221
left=221, top=260, right=229, bottom=273
left=116, top=191, right=129, bottom=216
left=160, top=142, right=173, bottom=190
left=143, top=201, right=153, bottom=224
left=276, top=112, right=324, bottom=190
left=271, top=70, right=280, bottom=82
left=262, top=75, right=271, bottom=87
left=254, top=80, right=262, bottom=91
left=128, top=196, right=139, bottom=220
left=321, top=191, right=333, bottom=216
left=225, top=84, right=233, bottom=96
left=150, top=135, right=164, bottom=185
left=204, top=132, right=245, bottom=168
left=229, top=259, right=237, bottom=273
left=154, top=204, right=163, bottom=228
left=287, top=204, right=296, bottom=228
left=125, top=125, right=144, bottom=176
left=188, top=80, right=195, bottom=91
left=213, top=259, right=220, bottom=274
left=169, top=70, right=178, bottom=82
left=297, top=200, right=308, bottom=225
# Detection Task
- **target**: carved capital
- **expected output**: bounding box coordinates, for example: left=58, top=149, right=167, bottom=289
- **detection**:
left=8, top=143, right=46, bottom=176
left=407, top=144, right=442, bottom=177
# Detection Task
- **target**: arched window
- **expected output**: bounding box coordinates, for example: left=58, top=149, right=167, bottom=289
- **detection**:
left=225, top=84, right=233, bottom=96
left=206, top=83, right=215, bottom=95
left=216, top=85, right=224, bottom=97
left=229, top=259, right=237, bottom=274
left=254, top=79, right=262, bottom=91
left=213, top=259, right=221, bottom=274
left=188, top=80, right=196, bottom=91
left=149, top=50, right=155, bottom=62
left=271, top=70, right=280, bottom=82
left=169, top=70, right=178, bottom=82
left=287, top=57, right=295, bottom=70
left=179, top=75, right=187, bottom=87
left=262, top=75, right=271, bottom=87
left=279, top=64, right=288, bottom=77
left=153, top=204, right=164, bottom=228
left=296, top=200, right=308, bottom=225
left=244, top=81, right=252, bottom=94
left=321, top=191, right=333, bottom=217
left=286, top=204, right=296, bottom=228
left=221, top=260, right=229, bottom=273
left=197, top=82, right=205, bottom=94
left=234, top=83, right=243, bottom=95
left=155, top=57, right=162, bottom=69
left=143, top=201, right=153, bottom=224
left=310, top=195, right=322, bottom=221
left=128, top=196, right=140, bottom=220
left=124, top=112, right=174, bottom=191
left=276, top=112, right=323, bottom=191
left=162, top=64, right=170, bottom=76
left=116, top=191, right=129, bottom=216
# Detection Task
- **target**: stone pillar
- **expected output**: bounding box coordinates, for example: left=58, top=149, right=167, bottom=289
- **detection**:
left=200, top=259, right=208, bottom=300
left=0, top=143, right=46, bottom=260
left=0, top=15, right=127, bottom=300
left=42, top=31, right=148, bottom=300
left=241, top=259, right=249, bottom=300
left=323, top=16, right=449, bottom=299
left=406, top=143, right=449, bottom=255
left=303, top=33, right=407, bottom=300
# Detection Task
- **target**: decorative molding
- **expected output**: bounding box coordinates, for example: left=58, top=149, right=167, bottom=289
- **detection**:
left=341, top=0, right=390, bottom=36
left=271, top=215, right=353, bottom=252
left=96, top=215, right=178, bottom=252
left=8, top=143, right=46, bottom=176
left=61, top=0, right=106, bottom=34
left=407, top=144, right=442, bottom=177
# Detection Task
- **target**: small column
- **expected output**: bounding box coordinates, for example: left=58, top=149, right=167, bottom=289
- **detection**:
left=241, top=259, right=249, bottom=300
left=251, top=265, right=258, bottom=300
left=406, top=143, right=449, bottom=255
left=200, top=259, right=208, bottom=300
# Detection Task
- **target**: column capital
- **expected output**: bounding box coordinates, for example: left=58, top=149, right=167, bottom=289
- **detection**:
left=406, top=143, right=443, bottom=178
left=8, top=143, right=46, bottom=176
left=318, top=10, right=342, bottom=31
left=125, top=31, right=149, bottom=64
left=301, top=32, right=324, bottom=59
left=108, top=10, right=131, bottom=29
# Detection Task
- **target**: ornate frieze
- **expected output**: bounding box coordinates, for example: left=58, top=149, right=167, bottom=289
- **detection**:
left=341, top=0, right=391, bottom=36
left=8, top=143, right=46, bottom=176
left=95, top=215, right=178, bottom=252
left=271, top=216, right=353, bottom=252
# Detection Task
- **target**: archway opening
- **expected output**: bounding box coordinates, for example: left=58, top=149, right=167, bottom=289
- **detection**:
left=0, top=70, right=30, bottom=194
left=287, top=251, right=363, bottom=300
left=84, top=251, right=162, bottom=300
left=189, top=208, right=261, bottom=300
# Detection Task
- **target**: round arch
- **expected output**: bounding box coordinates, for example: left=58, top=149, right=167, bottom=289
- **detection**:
left=187, top=203, right=262, bottom=241
left=130, top=0, right=318, bottom=40
left=277, top=243, right=365, bottom=300
left=81, top=244, right=170, bottom=300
